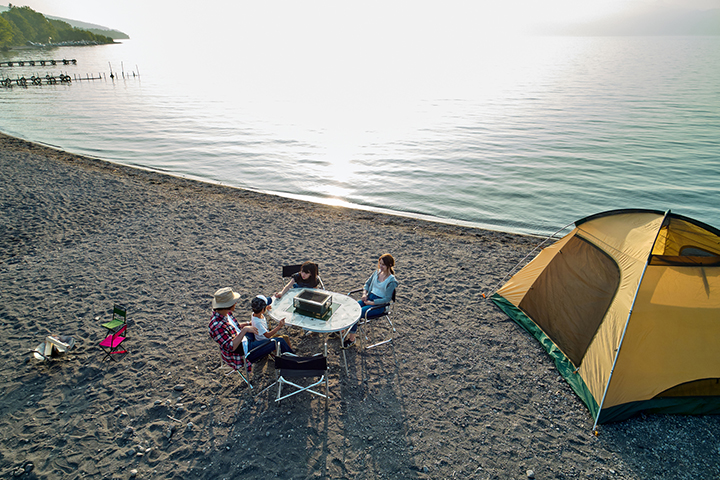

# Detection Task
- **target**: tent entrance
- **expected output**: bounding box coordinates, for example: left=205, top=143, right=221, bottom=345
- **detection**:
left=519, top=235, right=620, bottom=367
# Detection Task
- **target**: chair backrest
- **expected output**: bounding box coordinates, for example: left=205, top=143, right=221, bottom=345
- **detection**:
left=113, top=304, right=127, bottom=322
left=275, top=353, right=327, bottom=377
left=281, top=263, right=325, bottom=290
left=282, top=264, right=303, bottom=278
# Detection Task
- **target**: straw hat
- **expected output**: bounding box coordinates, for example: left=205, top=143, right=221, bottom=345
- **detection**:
left=212, top=287, right=241, bottom=309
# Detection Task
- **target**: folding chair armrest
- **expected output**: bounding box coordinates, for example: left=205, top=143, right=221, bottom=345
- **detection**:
left=246, top=341, right=269, bottom=359
left=275, top=340, right=302, bottom=357
left=347, top=288, right=363, bottom=297
left=362, top=303, right=390, bottom=319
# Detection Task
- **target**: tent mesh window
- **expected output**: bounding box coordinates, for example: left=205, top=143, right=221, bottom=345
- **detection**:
left=679, top=246, right=719, bottom=257
left=519, top=235, right=620, bottom=367
left=651, top=219, right=720, bottom=266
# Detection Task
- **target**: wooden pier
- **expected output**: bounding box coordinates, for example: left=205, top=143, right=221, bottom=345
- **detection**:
left=1, top=74, right=72, bottom=87
left=0, top=59, right=77, bottom=68
left=0, top=59, right=140, bottom=88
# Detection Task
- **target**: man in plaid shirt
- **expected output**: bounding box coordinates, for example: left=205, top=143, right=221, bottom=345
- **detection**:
left=208, top=287, right=275, bottom=370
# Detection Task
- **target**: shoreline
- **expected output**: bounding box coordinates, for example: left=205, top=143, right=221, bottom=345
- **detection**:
left=1, top=131, right=718, bottom=479
left=1, top=130, right=541, bottom=242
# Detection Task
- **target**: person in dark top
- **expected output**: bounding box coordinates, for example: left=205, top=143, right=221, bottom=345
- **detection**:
left=275, top=261, right=321, bottom=297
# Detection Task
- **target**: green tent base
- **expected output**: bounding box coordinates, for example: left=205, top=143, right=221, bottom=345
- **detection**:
left=492, top=292, right=720, bottom=424
left=599, top=396, right=720, bottom=424
left=492, top=293, right=600, bottom=419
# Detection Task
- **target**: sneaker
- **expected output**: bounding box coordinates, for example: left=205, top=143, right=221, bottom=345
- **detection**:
left=342, top=338, right=356, bottom=349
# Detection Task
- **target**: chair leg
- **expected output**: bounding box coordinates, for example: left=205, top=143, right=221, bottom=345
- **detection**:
left=364, top=314, right=395, bottom=350
left=257, top=380, right=278, bottom=397
left=245, top=361, right=255, bottom=390
left=222, top=361, right=252, bottom=389
left=101, top=348, right=121, bottom=362
left=236, top=369, right=252, bottom=388
left=257, top=358, right=280, bottom=398
left=340, top=329, right=351, bottom=376
left=386, top=315, right=396, bottom=333
left=274, top=376, right=327, bottom=402
left=276, top=377, right=283, bottom=403
left=325, top=374, right=329, bottom=410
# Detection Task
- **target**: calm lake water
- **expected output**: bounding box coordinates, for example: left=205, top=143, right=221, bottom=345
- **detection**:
left=1, top=35, right=719, bottom=236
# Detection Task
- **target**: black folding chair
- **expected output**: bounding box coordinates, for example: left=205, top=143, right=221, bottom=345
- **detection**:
left=281, top=264, right=325, bottom=290
left=267, top=342, right=329, bottom=408
left=220, top=337, right=272, bottom=390
left=349, top=286, right=397, bottom=350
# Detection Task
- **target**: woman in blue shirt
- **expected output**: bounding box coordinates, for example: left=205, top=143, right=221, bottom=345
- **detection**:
left=344, top=253, right=397, bottom=348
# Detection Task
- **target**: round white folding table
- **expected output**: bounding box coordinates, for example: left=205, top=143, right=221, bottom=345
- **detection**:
left=269, top=289, right=360, bottom=374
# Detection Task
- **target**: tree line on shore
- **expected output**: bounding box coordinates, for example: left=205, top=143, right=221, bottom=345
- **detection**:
left=0, top=5, right=114, bottom=48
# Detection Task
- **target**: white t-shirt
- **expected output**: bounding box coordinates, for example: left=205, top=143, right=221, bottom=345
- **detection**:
left=251, top=314, right=270, bottom=338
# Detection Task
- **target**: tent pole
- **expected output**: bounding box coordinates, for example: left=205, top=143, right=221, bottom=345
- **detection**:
left=592, top=210, right=670, bottom=431
left=486, top=220, right=576, bottom=299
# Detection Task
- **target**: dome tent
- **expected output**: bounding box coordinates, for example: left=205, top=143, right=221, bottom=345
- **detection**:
left=492, top=209, right=720, bottom=427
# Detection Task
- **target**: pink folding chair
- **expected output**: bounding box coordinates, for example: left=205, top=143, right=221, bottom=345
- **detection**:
left=99, top=324, right=128, bottom=361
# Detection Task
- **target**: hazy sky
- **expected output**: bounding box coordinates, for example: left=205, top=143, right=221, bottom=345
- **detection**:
left=7, top=0, right=717, bottom=38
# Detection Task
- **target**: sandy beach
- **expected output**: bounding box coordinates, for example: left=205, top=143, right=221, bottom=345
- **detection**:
left=1, top=131, right=718, bottom=480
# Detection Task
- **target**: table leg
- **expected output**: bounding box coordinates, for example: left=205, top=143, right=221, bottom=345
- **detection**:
left=341, top=329, right=350, bottom=376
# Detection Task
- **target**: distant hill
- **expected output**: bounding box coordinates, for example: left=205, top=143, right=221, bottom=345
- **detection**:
left=0, top=4, right=129, bottom=39
left=43, top=14, right=129, bottom=40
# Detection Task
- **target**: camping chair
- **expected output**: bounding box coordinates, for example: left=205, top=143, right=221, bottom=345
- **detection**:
left=281, top=264, right=325, bottom=290
left=268, top=341, right=329, bottom=408
left=341, top=287, right=396, bottom=375
left=220, top=337, right=272, bottom=390
left=99, top=324, right=128, bottom=361
left=349, top=286, right=397, bottom=350
left=102, top=304, right=127, bottom=335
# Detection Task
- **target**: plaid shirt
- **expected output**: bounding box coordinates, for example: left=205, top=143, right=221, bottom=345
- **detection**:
left=208, top=311, right=245, bottom=370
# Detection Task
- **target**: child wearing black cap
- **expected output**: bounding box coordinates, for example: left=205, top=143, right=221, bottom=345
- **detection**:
left=250, top=295, right=294, bottom=353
